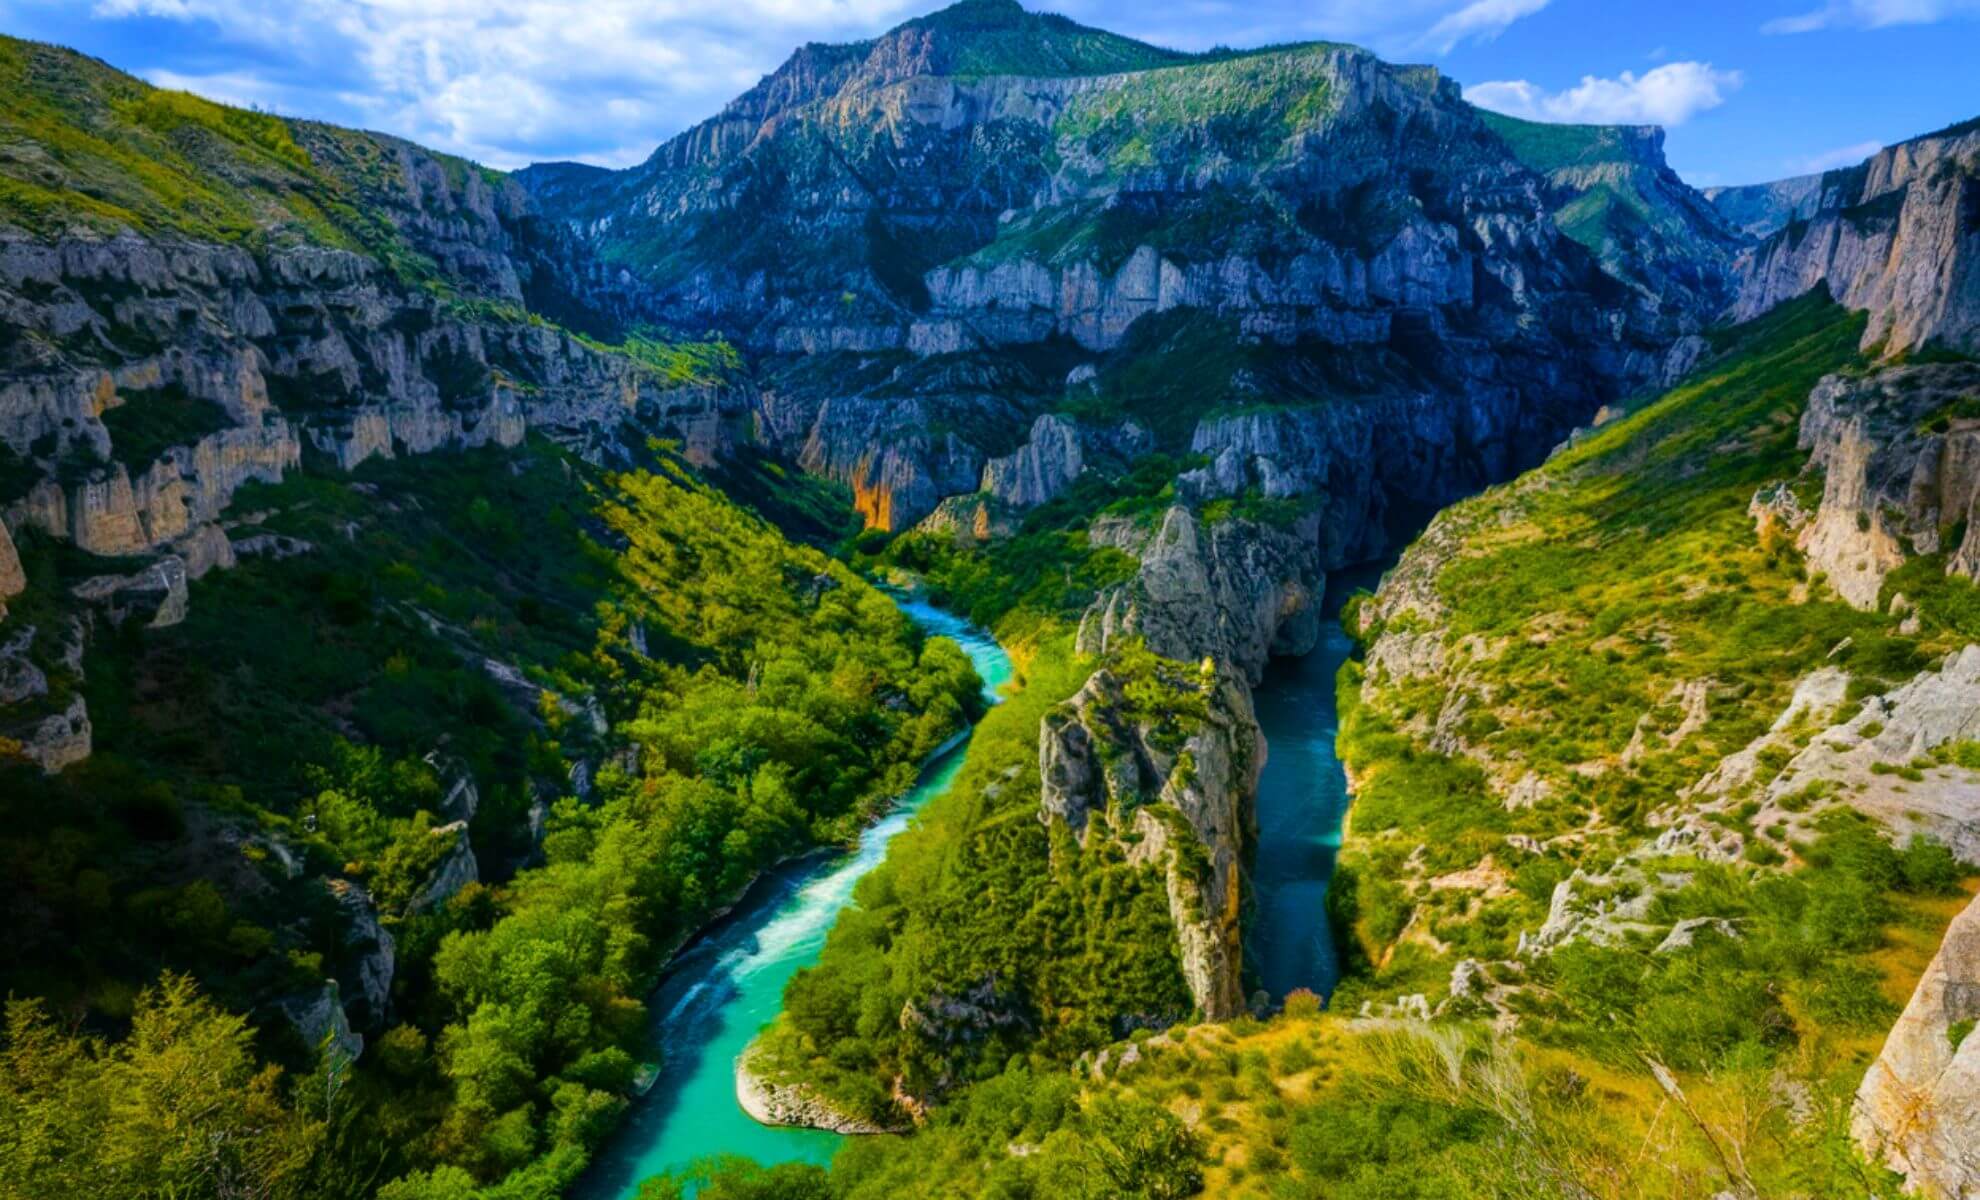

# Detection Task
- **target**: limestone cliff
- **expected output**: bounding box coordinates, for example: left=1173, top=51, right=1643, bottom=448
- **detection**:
left=1733, top=121, right=1980, bottom=355
left=1076, top=505, right=1321, bottom=687
left=0, top=42, right=757, bottom=780
left=1788, top=363, right=1980, bottom=608
left=1856, top=889, right=1980, bottom=1197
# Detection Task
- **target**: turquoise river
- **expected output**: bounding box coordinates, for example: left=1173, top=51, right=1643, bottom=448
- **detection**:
left=576, top=598, right=1012, bottom=1198
left=583, top=572, right=1373, bottom=1194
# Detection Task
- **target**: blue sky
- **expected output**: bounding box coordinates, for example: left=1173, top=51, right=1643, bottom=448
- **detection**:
left=0, top=0, right=1974, bottom=185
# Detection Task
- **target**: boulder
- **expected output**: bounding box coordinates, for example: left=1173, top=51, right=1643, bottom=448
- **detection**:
left=70, top=556, right=189, bottom=629
left=1856, top=890, right=1980, bottom=1195
left=0, top=521, right=24, bottom=604
left=9, top=696, right=91, bottom=773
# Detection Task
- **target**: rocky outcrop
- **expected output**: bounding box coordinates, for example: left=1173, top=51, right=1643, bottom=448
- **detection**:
left=71, top=557, right=189, bottom=629
left=279, top=982, right=364, bottom=1067
left=1856, top=889, right=1980, bottom=1196
left=412, top=821, right=480, bottom=914
left=1733, top=122, right=1980, bottom=355
left=5, top=694, right=90, bottom=773
left=1791, top=364, right=1980, bottom=608
left=1076, top=506, right=1320, bottom=686
left=1037, top=657, right=1260, bottom=1019
left=736, top=1048, right=905, bottom=1134
left=326, top=879, right=395, bottom=1031
left=0, top=521, right=23, bottom=611
left=980, top=414, right=1083, bottom=509
left=0, top=626, right=45, bottom=706
left=1757, top=646, right=1980, bottom=861
left=915, top=493, right=1016, bottom=544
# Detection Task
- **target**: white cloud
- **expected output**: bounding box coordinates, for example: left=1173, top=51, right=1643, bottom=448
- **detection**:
left=76, top=0, right=928, bottom=168
left=1417, top=0, right=1551, bottom=54
left=1787, top=139, right=1883, bottom=172
left=54, top=0, right=1570, bottom=169
left=1762, top=0, right=1980, bottom=33
left=1465, top=61, right=1743, bottom=127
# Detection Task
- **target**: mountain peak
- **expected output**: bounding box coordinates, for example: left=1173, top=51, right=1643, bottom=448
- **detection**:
left=914, top=0, right=1031, bottom=27
left=874, top=0, right=1189, bottom=79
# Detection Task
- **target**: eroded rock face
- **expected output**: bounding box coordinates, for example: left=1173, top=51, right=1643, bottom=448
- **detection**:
left=326, top=879, right=395, bottom=1031
left=0, top=149, right=758, bottom=779
left=1037, top=658, right=1260, bottom=1020
left=279, top=982, right=363, bottom=1067
left=71, top=556, right=189, bottom=629
left=980, top=414, right=1083, bottom=509
left=8, top=695, right=91, bottom=774
left=1077, top=506, right=1321, bottom=687
left=0, top=626, right=46, bottom=706
left=412, top=821, right=480, bottom=914
left=753, top=386, right=1015, bottom=532
left=1734, top=125, right=1980, bottom=356
left=1793, top=364, right=1980, bottom=608
left=0, top=521, right=24, bottom=606
left=1763, top=647, right=1980, bottom=861
left=1856, top=889, right=1980, bottom=1196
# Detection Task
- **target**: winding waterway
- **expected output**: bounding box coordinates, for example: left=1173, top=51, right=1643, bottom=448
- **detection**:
left=1248, top=563, right=1386, bottom=1000
left=577, top=598, right=1012, bottom=1199
left=582, top=567, right=1377, bottom=1194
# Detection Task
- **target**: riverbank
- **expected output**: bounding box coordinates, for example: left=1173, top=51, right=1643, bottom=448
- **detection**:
left=734, top=1047, right=906, bottom=1135
left=571, top=600, right=1012, bottom=1199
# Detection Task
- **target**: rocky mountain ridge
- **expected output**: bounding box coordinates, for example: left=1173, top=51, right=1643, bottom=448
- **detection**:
left=1732, top=120, right=1980, bottom=355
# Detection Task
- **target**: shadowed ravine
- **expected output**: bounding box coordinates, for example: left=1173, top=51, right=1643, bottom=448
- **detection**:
left=575, top=599, right=1012, bottom=1199
left=1248, top=563, right=1388, bottom=1001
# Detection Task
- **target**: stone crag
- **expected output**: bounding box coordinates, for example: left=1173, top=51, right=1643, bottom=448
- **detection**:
left=1787, top=363, right=1980, bottom=609
left=1857, top=889, right=1980, bottom=1198
left=1732, top=122, right=1980, bottom=356
left=1037, top=656, right=1261, bottom=1020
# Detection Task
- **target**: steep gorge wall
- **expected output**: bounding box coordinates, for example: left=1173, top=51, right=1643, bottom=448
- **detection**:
left=0, top=146, right=752, bottom=770
left=1733, top=123, right=1980, bottom=355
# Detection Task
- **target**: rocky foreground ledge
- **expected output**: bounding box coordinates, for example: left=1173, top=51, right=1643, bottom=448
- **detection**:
left=734, top=1049, right=907, bottom=1135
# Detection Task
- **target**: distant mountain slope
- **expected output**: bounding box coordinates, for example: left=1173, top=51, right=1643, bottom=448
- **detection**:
left=1704, top=171, right=1824, bottom=239
left=517, top=0, right=1725, bottom=366
left=1478, top=111, right=1741, bottom=314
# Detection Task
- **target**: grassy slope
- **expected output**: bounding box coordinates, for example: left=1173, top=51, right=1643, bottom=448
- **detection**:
left=0, top=36, right=448, bottom=262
